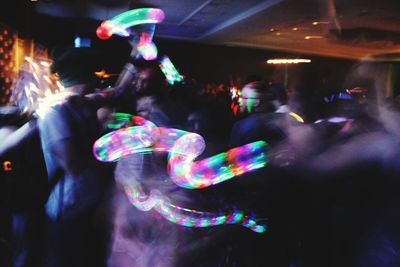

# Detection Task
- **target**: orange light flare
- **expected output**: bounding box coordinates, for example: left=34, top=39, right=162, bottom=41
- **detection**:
left=95, top=69, right=119, bottom=79
left=346, top=87, right=365, bottom=94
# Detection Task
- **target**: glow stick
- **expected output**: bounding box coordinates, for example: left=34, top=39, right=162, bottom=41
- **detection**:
left=159, top=56, right=183, bottom=84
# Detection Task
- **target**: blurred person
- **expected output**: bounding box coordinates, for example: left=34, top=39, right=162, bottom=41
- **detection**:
left=9, top=45, right=59, bottom=116
left=106, top=67, right=238, bottom=266
left=270, top=83, right=290, bottom=113
left=227, top=81, right=305, bottom=266
left=186, top=100, right=233, bottom=151
left=107, top=83, right=186, bottom=267
left=293, top=58, right=400, bottom=267
left=38, top=46, right=115, bottom=267
left=230, top=81, right=296, bottom=148
left=0, top=105, right=40, bottom=267
left=105, top=59, right=167, bottom=118
left=103, top=48, right=181, bottom=266
left=0, top=45, right=57, bottom=267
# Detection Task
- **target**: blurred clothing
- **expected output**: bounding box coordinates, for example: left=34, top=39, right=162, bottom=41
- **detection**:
left=230, top=112, right=291, bottom=148
left=38, top=94, right=112, bottom=267
left=39, top=95, right=109, bottom=220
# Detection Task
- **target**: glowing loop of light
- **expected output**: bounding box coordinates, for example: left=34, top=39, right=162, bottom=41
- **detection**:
left=96, top=8, right=165, bottom=40
left=93, top=115, right=268, bottom=233
left=94, top=115, right=268, bottom=189
left=168, top=134, right=268, bottom=189
left=123, top=180, right=266, bottom=233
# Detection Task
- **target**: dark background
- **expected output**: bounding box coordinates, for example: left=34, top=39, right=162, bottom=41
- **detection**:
left=0, top=0, right=355, bottom=86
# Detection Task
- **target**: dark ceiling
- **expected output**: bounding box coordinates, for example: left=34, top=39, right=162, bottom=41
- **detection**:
left=3, top=0, right=400, bottom=60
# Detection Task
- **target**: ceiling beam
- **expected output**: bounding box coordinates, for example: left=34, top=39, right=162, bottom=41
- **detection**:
left=198, top=0, right=284, bottom=39
left=178, top=0, right=213, bottom=26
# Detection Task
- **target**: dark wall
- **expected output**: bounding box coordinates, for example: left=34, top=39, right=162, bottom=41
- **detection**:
left=0, top=0, right=356, bottom=90
left=156, top=40, right=356, bottom=88
left=95, top=38, right=356, bottom=88
left=60, top=37, right=358, bottom=122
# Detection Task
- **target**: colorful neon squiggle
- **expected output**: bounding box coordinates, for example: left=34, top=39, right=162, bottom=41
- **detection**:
left=93, top=115, right=268, bottom=233
left=169, top=138, right=268, bottom=189
left=96, top=8, right=165, bottom=40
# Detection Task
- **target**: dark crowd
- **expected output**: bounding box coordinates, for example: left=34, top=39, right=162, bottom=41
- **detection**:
left=2, top=41, right=400, bottom=267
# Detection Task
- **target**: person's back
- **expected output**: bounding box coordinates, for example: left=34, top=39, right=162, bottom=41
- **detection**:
left=39, top=94, right=109, bottom=218
left=38, top=46, right=113, bottom=267
left=227, top=81, right=302, bottom=265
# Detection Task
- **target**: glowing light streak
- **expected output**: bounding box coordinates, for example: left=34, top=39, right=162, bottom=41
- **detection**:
left=304, top=36, right=323, bottom=40
left=122, top=171, right=266, bottom=233
left=35, top=91, right=73, bottom=118
left=137, top=33, right=158, bottom=60
left=169, top=137, right=268, bottom=189
left=40, top=61, right=51, bottom=67
left=94, top=115, right=268, bottom=188
left=94, top=69, right=119, bottom=79
left=11, top=55, right=64, bottom=117
left=93, top=115, right=268, bottom=233
left=159, top=56, right=183, bottom=84
left=230, top=86, right=239, bottom=100
left=266, top=59, right=311, bottom=64
left=96, top=8, right=165, bottom=40
left=312, top=21, right=329, bottom=25
left=289, top=112, right=304, bottom=123
left=43, top=76, right=51, bottom=83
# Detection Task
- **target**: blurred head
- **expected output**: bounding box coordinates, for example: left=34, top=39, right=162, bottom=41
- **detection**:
left=186, top=111, right=203, bottom=134
left=50, top=46, right=102, bottom=92
left=135, top=67, right=161, bottom=93
left=270, top=83, right=288, bottom=105
left=136, top=95, right=157, bottom=118
left=239, top=81, right=277, bottom=114
left=135, top=94, right=170, bottom=127
left=133, top=59, right=165, bottom=95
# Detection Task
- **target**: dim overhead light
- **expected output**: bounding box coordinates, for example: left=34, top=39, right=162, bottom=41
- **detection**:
left=312, top=21, right=329, bottom=25
left=305, top=35, right=323, bottom=39
left=266, top=59, right=311, bottom=64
